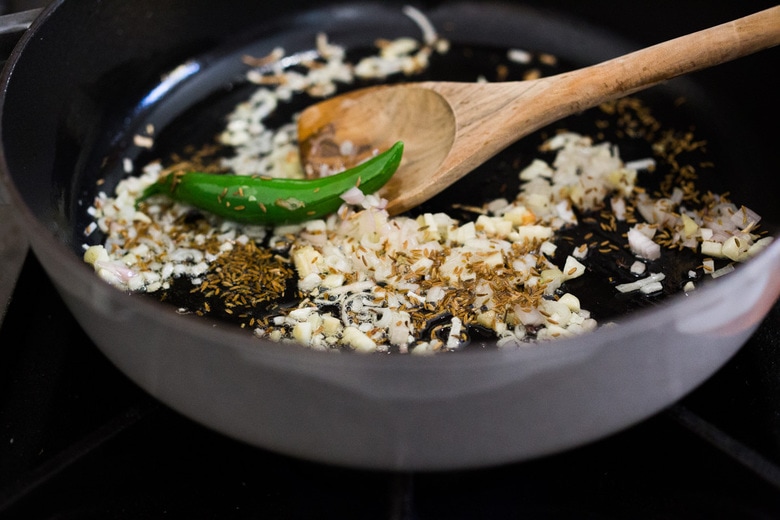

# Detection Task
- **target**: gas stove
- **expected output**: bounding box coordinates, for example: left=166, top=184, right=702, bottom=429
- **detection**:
left=1, top=252, right=779, bottom=518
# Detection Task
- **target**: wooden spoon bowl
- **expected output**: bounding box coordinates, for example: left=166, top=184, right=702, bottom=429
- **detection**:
left=298, top=6, right=780, bottom=216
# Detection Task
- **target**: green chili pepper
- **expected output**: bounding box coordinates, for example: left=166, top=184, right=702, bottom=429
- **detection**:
left=136, top=141, right=403, bottom=225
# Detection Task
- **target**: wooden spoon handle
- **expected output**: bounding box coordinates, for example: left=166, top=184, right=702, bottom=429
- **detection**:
left=427, top=6, right=780, bottom=176
left=556, top=5, right=780, bottom=110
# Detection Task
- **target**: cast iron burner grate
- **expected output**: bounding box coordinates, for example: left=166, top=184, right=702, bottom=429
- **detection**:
left=1, top=252, right=779, bottom=519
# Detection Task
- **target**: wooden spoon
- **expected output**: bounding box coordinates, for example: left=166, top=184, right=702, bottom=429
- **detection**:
left=298, top=6, right=780, bottom=216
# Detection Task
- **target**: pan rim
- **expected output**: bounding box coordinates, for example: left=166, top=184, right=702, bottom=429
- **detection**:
left=1, top=0, right=778, bottom=470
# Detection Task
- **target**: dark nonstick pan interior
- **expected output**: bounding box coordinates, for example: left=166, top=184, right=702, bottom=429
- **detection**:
left=1, top=0, right=778, bottom=469
left=66, top=1, right=780, bottom=334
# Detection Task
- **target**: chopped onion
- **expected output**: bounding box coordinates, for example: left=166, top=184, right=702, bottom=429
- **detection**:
left=616, top=272, right=666, bottom=293
left=711, top=264, right=736, bottom=279
left=340, top=186, right=366, bottom=205
left=627, top=226, right=661, bottom=260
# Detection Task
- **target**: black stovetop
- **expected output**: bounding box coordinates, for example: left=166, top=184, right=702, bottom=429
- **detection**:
left=1, top=252, right=779, bottom=519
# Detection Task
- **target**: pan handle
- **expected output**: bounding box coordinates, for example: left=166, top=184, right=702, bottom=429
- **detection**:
left=0, top=8, right=40, bottom=63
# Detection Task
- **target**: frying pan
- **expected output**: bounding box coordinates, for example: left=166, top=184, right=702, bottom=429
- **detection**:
left=1, top=0, right=778, bottom=471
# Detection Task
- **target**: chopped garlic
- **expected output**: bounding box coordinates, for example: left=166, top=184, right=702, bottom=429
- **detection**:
left=701, top=241, right=723, bottom=258
left=630, top=261, right=647, bottom=275
left=342, top=326, right=377, bottom=353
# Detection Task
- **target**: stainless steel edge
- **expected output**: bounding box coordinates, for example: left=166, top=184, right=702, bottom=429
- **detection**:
left=0, top=8, right=41, bottom=327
